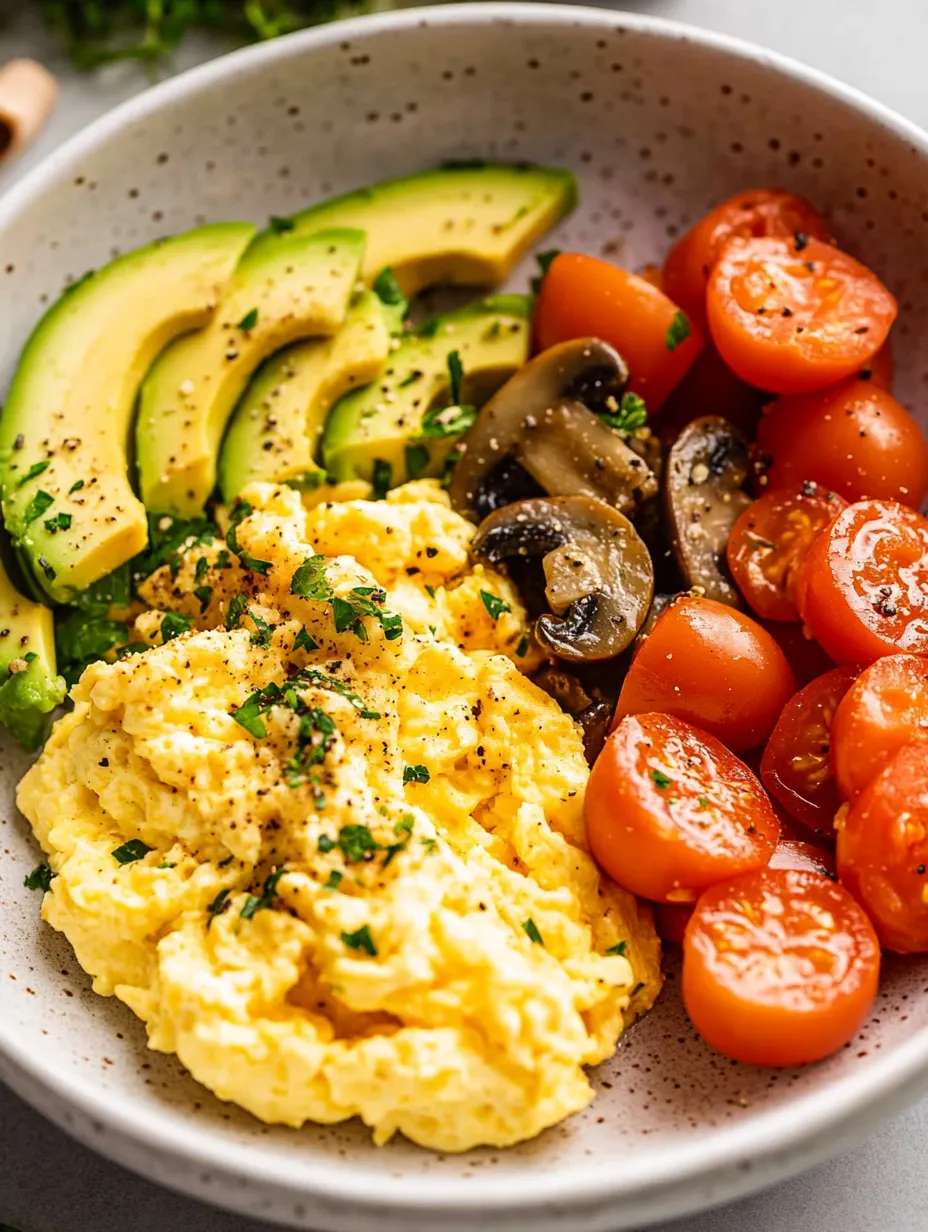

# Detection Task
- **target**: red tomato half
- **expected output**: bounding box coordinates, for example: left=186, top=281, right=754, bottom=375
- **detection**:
left=760, top=667, right=858, bottom=835
left=727, top=485, right=847, bottom=622
left=756, top=380, right=928, bottom=508
left=615, top=596, right=797, bottom=752
left=797, top=500, right=928, bottom=665
left=586, top=712, right=779, bottom=904
left=837, top=742, right=928, bottom=953
left=830, top=654, right=928, bottom=801
left=760, top=619, right=836, bottom=687
left=683, top=867, right=880, bottom=1066
left=662, top=189, right=831, bottom=329
left=707, top=236, right=897, bottom=395
left=534, top=252, right=704, bottom=410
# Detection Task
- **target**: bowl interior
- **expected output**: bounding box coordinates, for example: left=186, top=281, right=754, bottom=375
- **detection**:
left=3, top=6, right=928, bottom=1226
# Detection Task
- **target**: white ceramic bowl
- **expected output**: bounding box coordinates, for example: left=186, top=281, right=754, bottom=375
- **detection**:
left=3, top=6, right=928, bottom=1229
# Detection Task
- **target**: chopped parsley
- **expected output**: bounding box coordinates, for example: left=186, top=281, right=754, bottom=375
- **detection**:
left=160, top=610, right=193, bottom=642
left=269, top=214, right=295, bottom=233
left=239, top=868, right=287, bottom=919
left=372, top=265, right=406, bottom=307
left=650, top=769, right=673, bottom=791
left=371, top=458, right=391, bottom=501
left=522, top=918, right=544, bottom=945
left=112, top=838, right=153, bottom=865
left=44, top=511, right=72, bottom=533
left=480, top=589, right=511, bottom=621
left=318, top=834, right=336, bottom=854
left=665, top=310, right=692, bottom=352
left=194, top=556, right=209, bottom=585
left=596, top=391, right=648, bottom=434
left=226, top=499, right=272, bottom=576
left=226, top=592, right=248, bottom=629
left=424, top=584, right=436, bottom=599
left=68, top=479, right=85, bottom=495
left=237, top=307, right=259, bottom=331
left=206, top=888, right=232, bottom=927
left=134, top=512, right=215, bottom=582
left=24, top=490, right=54, bottom=524
left=291, top=553, right=333, bottom=600
left=446, top=349, right=464, bottom=405
left=403, top=764, right=430, bottom=784
left=515, top=634, right=530, bottom=657
left=417, top=403, right=477, bottom=439
left=331, top=587, right=403, bottom=643
left=337, top=824, right=380, bottom=863
left=420, top=836, right=438, bottom=855
left=293, top=625, right=318, bottom=653
left=697, top=796, right=709, bottom=810
left=24, top=862, right=54, bottom=892
left=530, top=247, right=561, bottom=295
left=605, top=940, right=628, bottom=957
left=405, top=442, right=430, bottom=480
left=324, top=870, right=344, bottom=892
left=248, top=608, right=275, bottom=647
left=193, top=585, right=213, bottom=613
left=341, top=924, right=377, bottom=956
left=16, top=460, right=50, bottom=488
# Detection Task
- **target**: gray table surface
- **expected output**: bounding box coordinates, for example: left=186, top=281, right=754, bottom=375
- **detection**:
left=1, top=1, right=927, bottom=1229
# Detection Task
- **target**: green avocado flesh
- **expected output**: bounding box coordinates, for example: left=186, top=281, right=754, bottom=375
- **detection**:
left=322, top=295, right=532, bottom=487
left=0, top=223, right=256, bottom=604
left=0, top=545, right=65, bottom=749
left=219, top=291, right=393, bottom=503
left=136, top=227, right=365, bottom=518
left=283, top=163, right=577, bottom=295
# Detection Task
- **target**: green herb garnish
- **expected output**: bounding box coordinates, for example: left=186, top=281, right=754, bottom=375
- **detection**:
left=372, top=265, right=406, bottom=307
left=405, top=443, right=430, bottom=480
left=665, top=310, right=692, bottom=352
left=269, top=215, right=295, bottom=234
left=417, top=404, right=477, bottom=440
left=341, top=924, right=377, bottom=956
left=24, top=490, right=54, bottom=525
left=596, top=391, right=648, bottom=434
left=522, top=918, right=544, bottom=945
left=293, top=625, right=318, bottom=653
left=291, top=554, right=333, bottom=601
left=403, top=764, right=430, bottom=784
left=530, top=248, right=561, bottom=294
left=226, top=499, right=272, bottom=576
left=160, top=610, right=193, bottom=643
left=112, top=839, right=153, bottom=865
left=237, top=307, right=259, bottom=331
left=371, top=458, right=391, bottom=501
left=24, top=862, right=54, bottom=892
left=480, top=589, right=511, bottom=621
left=605, top=940, right=628, bottom=957
left=650, top=769, right=673, bottom=791
left=16, top=461, right=49, bottom=488
left=239, top=868, right=287, bottom=919
left=207, top=888, right=232, bottom=928
left=446, top=349, right=464, bottom=405
left=43, top=511, right=72, bottom=533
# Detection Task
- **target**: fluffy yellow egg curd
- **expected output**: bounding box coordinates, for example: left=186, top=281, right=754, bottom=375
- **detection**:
left=18, top=481, right=661, bottom=1152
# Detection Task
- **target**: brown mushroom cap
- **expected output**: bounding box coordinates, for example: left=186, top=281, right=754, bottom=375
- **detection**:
left=472, top=495, right=654, bottom=662
left=449, top=338, right=657, bottom=521
left=665, top=417, right=751, bottom=607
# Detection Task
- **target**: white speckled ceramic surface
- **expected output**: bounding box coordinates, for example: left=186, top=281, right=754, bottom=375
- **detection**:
left=3, top=6, right=928, bottom=1230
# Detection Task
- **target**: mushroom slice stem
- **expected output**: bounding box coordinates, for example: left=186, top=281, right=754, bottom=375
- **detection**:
left=472, top=495, right=654, bottom=662
left=665, top=416, right=751, bottom=607
left=449, top=337, right=656, bottom=520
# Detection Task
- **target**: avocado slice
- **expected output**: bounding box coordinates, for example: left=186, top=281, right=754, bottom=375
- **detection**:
left=0, top=537, right=66, bottom=750
left=219, top=290, right=393, bottom=503
left=0, top=223, right=256, bottom=604
left=285, top=162, right=577, bottom=294
left=136, top=227, right=365, bottom=518
left=322, top=295, right=531, bottom=487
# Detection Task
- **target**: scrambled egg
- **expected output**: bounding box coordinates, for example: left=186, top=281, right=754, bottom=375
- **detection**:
left=18, top=481, right=661, bottom=1151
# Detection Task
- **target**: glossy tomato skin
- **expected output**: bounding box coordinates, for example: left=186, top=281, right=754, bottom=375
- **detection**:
left=614, top=596, right=797, bottom=752
left=707, top=236, right=897, bottom=395
left=797, top=500, right=928, bottom=665
left=830, top=654, right=928, bottom=801
left=837, top=742, right=928, bottom=953
left=534, top=252, right=704, bottom=410
left=683, top=867, right=880, bottom=1066
left=863, top=340, right=894, bottom=390
left=760, top=667, right=858, bottom=836
left=727, top=485, right=848, bottom=622
left=756, top=380, right=928, bottom=508
left=662, top=189, right=831, bottom=329
left=586, top=712, right=779, bottom=903
left=768, top=839, right=837, bottom=878
left=654, top=902, right=694, bottom=946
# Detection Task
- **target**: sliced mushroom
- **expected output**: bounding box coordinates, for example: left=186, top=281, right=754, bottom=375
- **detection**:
left=472, top=495, right=654, bottom=662
left=665, top=417, right=751, bottom=607
left=449, top=338, right=657, bottom=521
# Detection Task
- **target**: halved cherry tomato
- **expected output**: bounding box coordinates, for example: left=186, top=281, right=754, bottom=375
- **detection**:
left=655, top=344, right=766, bottom=445
left=760, top=667, right=858, bottom=835
left=614, top=596, right=797, bottom=751
left=831, top=654, right=928, bottom=801
left=756, top=380, right=928, bottom=507
left=863, top=339, right=893, bottom=390
left=837, top=741, right=928, bottom=952
left=654, top=902, right=694, bottom=946
left=662, top=188, right=831, bottom=328
left=797, top=500, right=928, bottom=665
left=534, top=252, right=704, bottom=409
left=586, top=712, right=779, bottom=903
left=768, top=839, right=837, bottom=879
left=683, top=867, right=879, bottom=1066
left=727, top=485, right=847, bottom=622
left=707, top=236, right=897, bottom=395
left=760, top=619, right=836, bottom=687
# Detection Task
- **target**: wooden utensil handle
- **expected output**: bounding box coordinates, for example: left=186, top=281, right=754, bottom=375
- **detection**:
left=0, top=59, right=59, bottom=165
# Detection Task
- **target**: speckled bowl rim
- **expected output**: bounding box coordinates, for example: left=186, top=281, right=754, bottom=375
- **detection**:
left=3, top=3, right=928, bottom=1223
